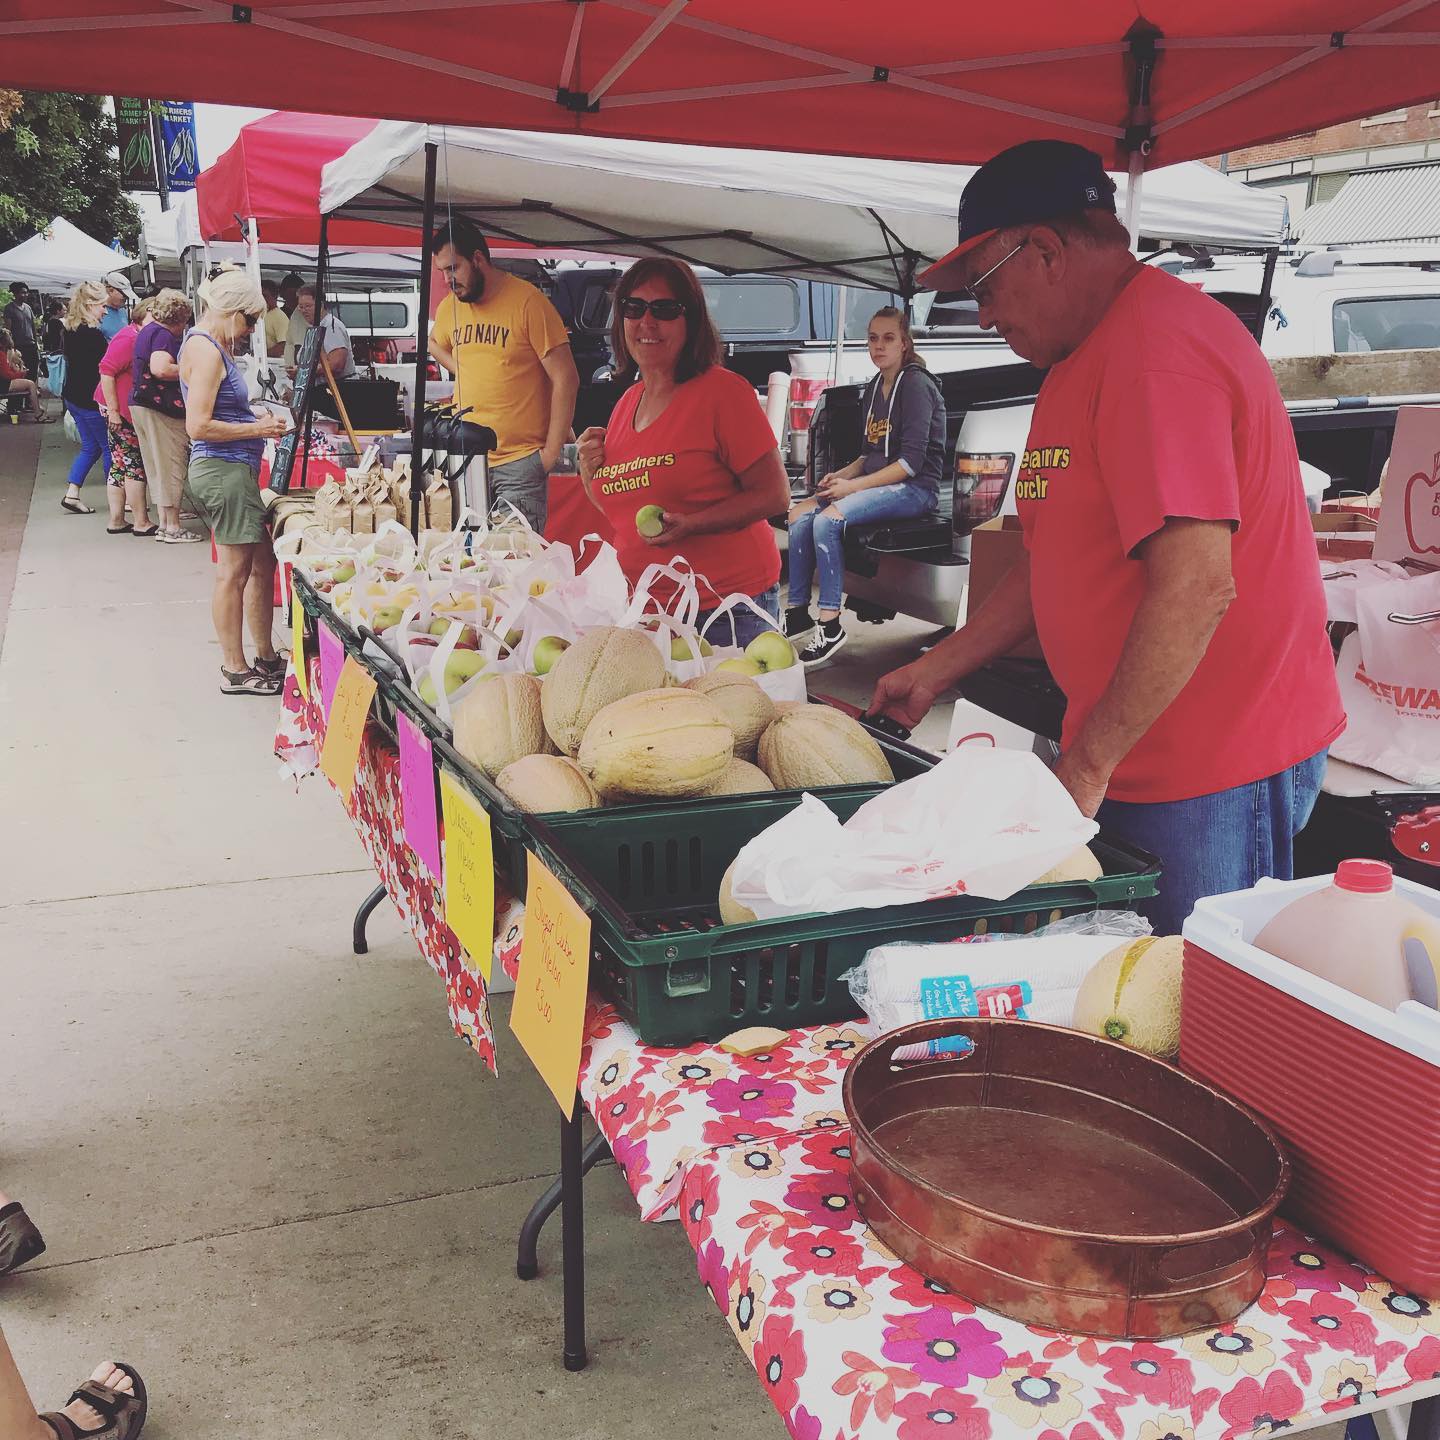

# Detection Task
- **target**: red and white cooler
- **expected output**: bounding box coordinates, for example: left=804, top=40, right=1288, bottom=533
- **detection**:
left=1182, top=876, right=1440, bottom=1297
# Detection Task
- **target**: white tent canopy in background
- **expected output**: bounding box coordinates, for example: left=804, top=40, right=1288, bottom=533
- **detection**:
left=321, top=124, right=1289, bottom=294
left=0, top=217, right=136, bottom=290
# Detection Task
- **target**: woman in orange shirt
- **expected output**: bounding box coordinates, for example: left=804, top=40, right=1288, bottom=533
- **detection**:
left=576, top=258, right=790, bottom=646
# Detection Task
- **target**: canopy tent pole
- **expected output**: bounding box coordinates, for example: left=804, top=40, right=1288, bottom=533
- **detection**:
left=298, top=213, right=329, bottom=492
left=1123, top=24, right=1159, bottom=254
left=406, top=141, right=439, bottom=540
left=1253, top=246, right=1279, bottom=345
left=246, top=216, right=266, bottom=372
left=1125, top=150, right=1145, bottom=251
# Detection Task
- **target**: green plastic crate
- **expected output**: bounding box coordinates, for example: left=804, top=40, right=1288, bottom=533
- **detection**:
left=528, top=800, right=1160, bottom=1047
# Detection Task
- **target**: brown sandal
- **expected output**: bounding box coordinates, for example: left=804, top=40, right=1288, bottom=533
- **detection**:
left=40, top=1363, right=147, bottom=1439
left=0, top=1200, right=45, bottom=1274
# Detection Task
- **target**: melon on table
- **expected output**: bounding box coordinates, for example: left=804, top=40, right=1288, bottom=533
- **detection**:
left=577, top=688, right=733, bottom=799
left=718, top=857, right=757, bottom=925
left=1072, top=935, right=1184, bottom=1058
left=494, top=754, right=600, bottom=813
left=683, top=670, right=776, bottom=759
left=451, top=672, right=545, bottom=780
left=757, top=705, right=894, bottom=789
left=540, top=626, right=667, bottom=755
left=700, top=757, right=776, bottom=796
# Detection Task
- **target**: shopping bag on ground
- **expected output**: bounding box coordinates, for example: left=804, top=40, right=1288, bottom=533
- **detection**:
left=1330, top=569, right=1440, bottom=785
left=728, top=745, right=1098, bottom=920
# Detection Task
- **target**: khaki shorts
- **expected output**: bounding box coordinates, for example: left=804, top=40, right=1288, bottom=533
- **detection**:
left=189, top=456, right=266, bottom=546
left=130, top=406, right=190, bottom=508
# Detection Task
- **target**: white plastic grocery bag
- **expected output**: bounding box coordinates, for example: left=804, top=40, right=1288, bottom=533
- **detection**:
left=698, top=593, right=808, bottom=703
left=728, top=746, right=1098, bottom=921
left=1330, top=569, right=1440, bottom=785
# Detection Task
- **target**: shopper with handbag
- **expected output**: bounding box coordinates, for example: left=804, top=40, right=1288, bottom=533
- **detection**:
left=130, top=289, right=198, bottom=545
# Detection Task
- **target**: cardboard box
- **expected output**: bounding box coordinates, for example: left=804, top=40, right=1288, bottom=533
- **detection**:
left=966, top=517, right=1043, bottom=659
left=1312, top=510, right=1377, bottom=563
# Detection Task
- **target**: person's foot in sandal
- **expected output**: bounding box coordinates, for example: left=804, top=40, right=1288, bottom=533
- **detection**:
left=60, top=496, right=95, bottom=516
left=0, top=1197, right=45, bottom=1274
left=252, top=653, right=287, bottom=683
left=39, top=1360, right=147, bottom=1439
left=220, top=666, right=281, bottom=697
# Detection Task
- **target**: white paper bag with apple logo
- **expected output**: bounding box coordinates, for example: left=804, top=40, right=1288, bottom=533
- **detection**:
left=727, top=746, right=1098, bottom=921
left=1330, top=569, right=1440, bottom=785
left=698, top=593, right=808, bottom=703
left=1373, top=408, right=1440, bottom=568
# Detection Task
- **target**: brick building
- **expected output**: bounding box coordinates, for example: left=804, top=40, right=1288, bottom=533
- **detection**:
left=1214, top=106, right=1440, bottom=228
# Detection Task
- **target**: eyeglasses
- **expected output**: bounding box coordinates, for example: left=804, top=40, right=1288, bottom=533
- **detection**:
left=242, top=310, right=262, bottom=326
left=962, top=237, right=1029, bottom=308
left=618, top=297, right=688, bottom=322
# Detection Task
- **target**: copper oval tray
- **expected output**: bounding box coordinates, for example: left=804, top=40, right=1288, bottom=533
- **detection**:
left=843, top=1018, right=1289, bottom=1339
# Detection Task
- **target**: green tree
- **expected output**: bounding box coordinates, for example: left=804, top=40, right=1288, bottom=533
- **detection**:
left=0, top=91, right=142, bottom=253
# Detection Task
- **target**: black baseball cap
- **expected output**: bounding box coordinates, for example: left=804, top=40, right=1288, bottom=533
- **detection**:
left=921, top=140, right=1118, bottom=292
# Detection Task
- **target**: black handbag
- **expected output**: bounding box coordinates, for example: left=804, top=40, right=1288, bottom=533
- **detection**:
left=133, top=370, right=185, bottom=420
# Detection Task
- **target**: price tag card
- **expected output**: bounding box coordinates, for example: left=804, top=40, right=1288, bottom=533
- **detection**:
left=510, top=853, right=591, bottom=1113
left=318, top=657, right=377, bottom=801
left=317, top=622, right=344, bottom=720
left=398, top=712, right=442, bottom=879
left=440, top=770, right=495, bottom=981
left=291, top=580, right=308, bottom=700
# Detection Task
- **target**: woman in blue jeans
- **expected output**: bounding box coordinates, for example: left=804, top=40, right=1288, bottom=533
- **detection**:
left=787, top=307, right=945, bottom=666
left=59, top=282, right=111, bottom=514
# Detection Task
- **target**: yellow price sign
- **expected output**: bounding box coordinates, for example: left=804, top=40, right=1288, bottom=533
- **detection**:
left=510, top=853, right=591, bottom=1113
left=318, top=656, right=376, bottom=801
left=440, top=770, right=495, bottom=982
left=291, top=578, right=308, bottom=700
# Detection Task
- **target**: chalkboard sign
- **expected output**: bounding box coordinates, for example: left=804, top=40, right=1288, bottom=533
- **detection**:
left=267, top=323, right=322, bottom=494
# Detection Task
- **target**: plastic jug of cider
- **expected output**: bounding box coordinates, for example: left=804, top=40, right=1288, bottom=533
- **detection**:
left=1253, top=861, right=1440, bottom=1011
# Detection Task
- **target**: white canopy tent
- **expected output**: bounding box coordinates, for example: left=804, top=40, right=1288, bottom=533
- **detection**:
left=0, top=217, right=136, bottom=291
left=321, top=124, right=1289, bottom=295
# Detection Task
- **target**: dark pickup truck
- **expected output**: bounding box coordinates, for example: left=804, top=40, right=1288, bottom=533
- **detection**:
left=800, top=359, right=1431, bottom=628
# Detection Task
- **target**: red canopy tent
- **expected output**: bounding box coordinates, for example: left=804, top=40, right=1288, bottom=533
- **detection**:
left=5, top=4, right=1440, bottom=170
left=196, top=110, right=412, bottom=246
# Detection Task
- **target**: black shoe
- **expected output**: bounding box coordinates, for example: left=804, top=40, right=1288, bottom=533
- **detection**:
left=784, top=604, right=814, bottom=639
left=800, top=618, right=849, bottom=668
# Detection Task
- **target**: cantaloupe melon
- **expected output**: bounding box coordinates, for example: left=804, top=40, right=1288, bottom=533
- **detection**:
left=494, top=754, right=599, bottom=813
left=1035, top=846, right=1103, bottom=885
left=757, top=706, right=894, bottom=789
left=1072, top=935, right=1184, bottom=1058
left=577, top=688, right=733, bottom=799
left=451, top=673, right=545, bottom=780
left=718, top=858, right=757, bottom=925
left=540, top=626, right=667, bottom=755
left=683, top=671, right=776, bottom=758
left=700, top=757, right=776, bottom=796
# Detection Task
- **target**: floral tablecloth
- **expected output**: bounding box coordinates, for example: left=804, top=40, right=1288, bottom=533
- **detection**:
left=677, top=1129, right=1440, bottom=1440
left=274, top=657, right=500, bottom=1071
left=578, top=1000, right=863, bottom=1221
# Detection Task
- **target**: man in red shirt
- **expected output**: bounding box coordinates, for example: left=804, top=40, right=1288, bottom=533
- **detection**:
left=873, top=141, right=1344, bottom=933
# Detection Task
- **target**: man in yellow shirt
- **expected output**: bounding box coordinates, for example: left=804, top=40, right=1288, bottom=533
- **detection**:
left=260, top=279, right=288, bottom=359
left=428, top=217, right=579, bottom=531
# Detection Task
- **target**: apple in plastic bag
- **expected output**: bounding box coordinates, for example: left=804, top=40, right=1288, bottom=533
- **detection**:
left=744, top=631, right=796, bottom=672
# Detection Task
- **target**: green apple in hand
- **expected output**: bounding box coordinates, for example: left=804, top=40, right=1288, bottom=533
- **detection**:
left=715, top=656, right=763, bottom=677
left=635, top=504, right=666, bottom=539
left=745, top=631, right=796, bottom=672
left=532, top=635, right=570, bottom=676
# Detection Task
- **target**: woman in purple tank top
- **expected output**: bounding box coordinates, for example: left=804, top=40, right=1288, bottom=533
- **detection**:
left=179, top=268, right=291, bottom=696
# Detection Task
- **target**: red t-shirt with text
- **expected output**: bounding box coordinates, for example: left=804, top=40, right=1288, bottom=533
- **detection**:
left=1016, top=266, right=1344, bottom=803
left=595, top=366, right=781, bottom=606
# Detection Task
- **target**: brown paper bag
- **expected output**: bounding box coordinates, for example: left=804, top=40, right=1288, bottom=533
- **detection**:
left=426, top=474, right=454, bottom=531
left=350, top=486, right=375, bottom=534
left=370, top=476, right=397, bottom=530
left=313, top=477, right=350, bottom=532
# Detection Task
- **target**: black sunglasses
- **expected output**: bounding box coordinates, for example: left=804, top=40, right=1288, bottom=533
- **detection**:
left=618, top=297, right=688, bottom=321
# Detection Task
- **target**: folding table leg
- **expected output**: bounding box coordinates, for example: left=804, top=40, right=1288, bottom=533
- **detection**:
left=561, top=1093, right=587, bottom=1371
left=1408, top=1397, right=1440, bottom=1440
left=352, top=883, right=387, bottom=955
left=516, top=1132, right=610, bottom=1280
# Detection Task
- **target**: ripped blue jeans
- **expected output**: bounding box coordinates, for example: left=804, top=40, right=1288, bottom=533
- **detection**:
left=787, top=481, right=936, bottom=612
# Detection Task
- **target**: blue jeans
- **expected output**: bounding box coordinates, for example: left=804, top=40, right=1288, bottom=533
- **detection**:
left=788, top=482, right=936, bottom=612
left=1096, top=748, right=1328, bottom=936
left=697, top=585, right=780, bottom=649
left=66, top=403, right=109, bottom=488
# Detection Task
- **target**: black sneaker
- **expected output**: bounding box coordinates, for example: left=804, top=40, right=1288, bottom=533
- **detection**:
left=784, top=603, right=814, bottom=639
left=800, top=618, right=848, bottom=668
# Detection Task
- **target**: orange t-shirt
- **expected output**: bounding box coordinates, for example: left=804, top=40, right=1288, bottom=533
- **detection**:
left=594, top=366, right=781, bottom=606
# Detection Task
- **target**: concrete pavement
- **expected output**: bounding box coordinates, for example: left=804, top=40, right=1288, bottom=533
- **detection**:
left=0, top=423, right=775, bottom=1437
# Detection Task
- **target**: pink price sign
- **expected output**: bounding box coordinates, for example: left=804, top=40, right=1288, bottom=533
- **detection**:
left=397, top=711, right=443, bottom=879
left=317, top=623, right=344, bottom=720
